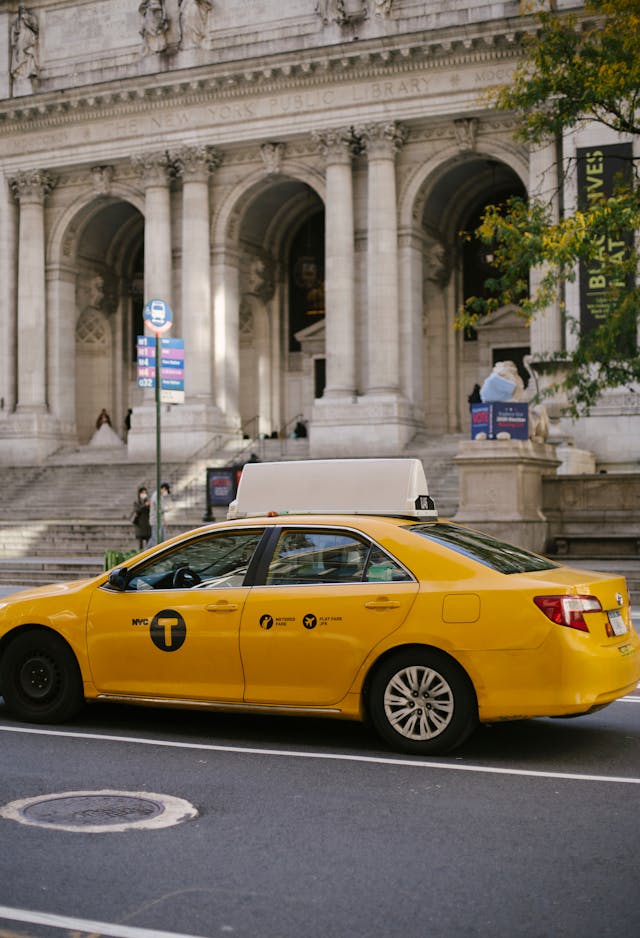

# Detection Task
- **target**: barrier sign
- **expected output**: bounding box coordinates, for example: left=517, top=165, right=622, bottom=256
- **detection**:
left=471, top=402, right=528, bottom=440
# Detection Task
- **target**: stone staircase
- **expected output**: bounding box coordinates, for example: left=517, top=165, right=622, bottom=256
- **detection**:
left=0, top=434, right=463, bottom=587
left=1, top=436, right=639, bottom=604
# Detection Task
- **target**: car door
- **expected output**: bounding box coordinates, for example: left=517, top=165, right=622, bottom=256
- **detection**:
left=240, top=527, right=419, bottom=707
left=87, top=528, right=265, bottom=701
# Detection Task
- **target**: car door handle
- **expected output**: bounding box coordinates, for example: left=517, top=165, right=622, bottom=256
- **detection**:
left=364, top=599, right=401, bottom=610
left=205, top=602, right=239, bottom=613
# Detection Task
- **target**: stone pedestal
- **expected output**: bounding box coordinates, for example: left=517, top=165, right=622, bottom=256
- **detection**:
left=127, top=402, right=238, bottom=462
left=310, top=395, right=415, bottom=458
left=453, top=439, right=560, bottom=553
left=0, top=410, right=68, bottom=465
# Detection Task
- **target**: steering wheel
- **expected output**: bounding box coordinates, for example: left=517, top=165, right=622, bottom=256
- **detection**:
left=172, top=566, right=202, bottom=589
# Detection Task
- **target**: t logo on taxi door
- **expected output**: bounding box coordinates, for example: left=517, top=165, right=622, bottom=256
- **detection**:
left=150, top=609, right=187, bottom=652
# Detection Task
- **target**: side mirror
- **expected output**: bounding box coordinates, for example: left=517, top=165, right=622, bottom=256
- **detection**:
left=108, top=566, right=129, bottom=591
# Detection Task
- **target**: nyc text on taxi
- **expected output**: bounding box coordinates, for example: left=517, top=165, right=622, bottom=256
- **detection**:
left=0, top=459, right=638, bottom=754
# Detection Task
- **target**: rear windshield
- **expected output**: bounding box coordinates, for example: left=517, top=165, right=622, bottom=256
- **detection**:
left=408, top=523, right=558, bottom=574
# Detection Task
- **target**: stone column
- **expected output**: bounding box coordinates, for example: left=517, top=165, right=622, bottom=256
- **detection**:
left=47, top=264, right=76, bottom=433
left=529, top=137, right=563, bottom=357
left=11, top=170, right=55, bottom=411
left=0, top=174, right=18, bottom=414
left=314, top=128, right=356, bottom=399
left=173, top=145, right=220, bottom=401
left=359, top=121, right=407, bottom=397
left=212, top=246, right=240, bottom=424
left=128, top=153, right=173, bottom=458
left=132, top=153, right=173, bottom=306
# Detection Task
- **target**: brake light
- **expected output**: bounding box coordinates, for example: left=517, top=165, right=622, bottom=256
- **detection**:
left=534, top=595, right=602, bottom=632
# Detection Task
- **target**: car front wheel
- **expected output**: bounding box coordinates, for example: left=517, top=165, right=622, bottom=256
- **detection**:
left=0, top=629, right=84, bottom=723
left=368, top=649, right=478, bottom=754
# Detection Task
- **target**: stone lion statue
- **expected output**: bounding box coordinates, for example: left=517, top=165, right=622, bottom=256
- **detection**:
left=479, top=359, right=549, bottom=443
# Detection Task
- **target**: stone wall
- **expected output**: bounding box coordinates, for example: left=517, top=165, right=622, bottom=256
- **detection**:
left=543, top=474, right=640, bottom=557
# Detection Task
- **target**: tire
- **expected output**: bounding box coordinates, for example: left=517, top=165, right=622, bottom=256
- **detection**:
left=0, top=629, right=84, bottom=724
left=368, top=649, right=478, bottom=754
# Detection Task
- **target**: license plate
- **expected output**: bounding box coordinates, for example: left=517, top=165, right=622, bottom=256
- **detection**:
left=608, top=609, right=628, bottom=636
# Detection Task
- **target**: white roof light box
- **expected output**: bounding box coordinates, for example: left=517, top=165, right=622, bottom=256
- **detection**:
left=228, top=458, right=437, bottom=520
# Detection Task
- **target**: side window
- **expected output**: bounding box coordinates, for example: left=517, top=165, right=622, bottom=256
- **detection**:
left=266, top=530, right=370, bottom=585
left=365, top=546, right=412, bottom=583
left=127, top=530, right=264, bottom=591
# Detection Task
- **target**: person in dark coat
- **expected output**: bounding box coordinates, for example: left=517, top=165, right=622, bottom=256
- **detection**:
left=131, top=485, right=151, bottom=550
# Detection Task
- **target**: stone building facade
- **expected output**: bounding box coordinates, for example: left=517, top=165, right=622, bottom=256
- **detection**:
left=0, top=0, right=637, bottom=468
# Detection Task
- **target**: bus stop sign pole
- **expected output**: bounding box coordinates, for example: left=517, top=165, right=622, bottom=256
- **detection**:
left=143, top=299, right=173, bottom=540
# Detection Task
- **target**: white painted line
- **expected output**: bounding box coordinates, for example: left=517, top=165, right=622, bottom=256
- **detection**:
left=0, top=904, right=209, bottom=938
left=0, top=724, right=639, bottom=785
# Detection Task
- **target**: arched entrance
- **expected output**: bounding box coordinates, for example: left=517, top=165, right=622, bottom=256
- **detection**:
left=236, top=178, right=324, bottom=439
left=417, top=154, right=527, bottom=432
left=59, top=198, right=144, bottom=443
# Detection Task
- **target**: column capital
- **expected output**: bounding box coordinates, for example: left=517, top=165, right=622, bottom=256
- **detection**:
left=312, top=128, right=356, bottom=165
left=171, top=145, right=222, bottom=182
left=356, top=121, right=407, bottom=159
left=10, top=170, right=56, bottom=203
left=131, top=151, right=173, bottom=187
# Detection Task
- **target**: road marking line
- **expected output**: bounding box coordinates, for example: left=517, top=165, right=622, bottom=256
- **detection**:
left=0, top=904, right=208, bottom=938
left=0, top=724, right=639, bottom=785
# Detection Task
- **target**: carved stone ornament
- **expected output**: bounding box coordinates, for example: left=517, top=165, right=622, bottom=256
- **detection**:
left=171, top=145, right=221, bottom=180
left=91, top=166, right=114, bottom=197
left=356, top=121, right=407, bottom=158
left=454, top=118, right=478, bottom=153
left=76, top=309, right=109, bottom=346
left=242, top=252, right=275, bottom=303
left=316, top=0, right=367, bottom=27
left=260, top=142, right=286, bottom=176
left=423, top=232, right=450, bottom=289
left=131, top=152, right=173, bottom=185
left=139, top=0, right=169, bottom=55
left=312, top=129, right=356, bottom=163
left=372, top=0, right=393, bottom=15
left=9, top=169, right=56, bottom=202
left=10, top=5, right=40, bottom=81
left=179, top=0, right=212, bottom=50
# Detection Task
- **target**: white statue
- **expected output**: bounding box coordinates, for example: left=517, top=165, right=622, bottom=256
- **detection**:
left=179, top=0, right=212, bottom=49
left=480, top=360, right=525, bottom=403
left=139, top=0, right=169, bottom=54
left=11, top=5, right=39, bottom=80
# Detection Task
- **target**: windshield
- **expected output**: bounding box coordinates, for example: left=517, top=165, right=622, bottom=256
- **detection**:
left=408, top=523, right=558, bottom=574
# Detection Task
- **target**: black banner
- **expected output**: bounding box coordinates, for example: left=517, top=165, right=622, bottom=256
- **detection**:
left=577, top=142, right=634, bottom=335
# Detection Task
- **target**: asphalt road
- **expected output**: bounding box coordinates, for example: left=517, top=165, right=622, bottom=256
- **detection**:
left=0, top=582, right=638, bottom=938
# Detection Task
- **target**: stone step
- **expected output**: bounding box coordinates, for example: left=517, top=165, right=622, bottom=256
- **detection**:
left=0, top=521, right=195, bottom=559
left=0, top=557, right=105, bottom=585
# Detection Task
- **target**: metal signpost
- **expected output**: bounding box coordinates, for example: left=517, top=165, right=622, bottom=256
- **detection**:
left=139, top=299, right=176, bottom=539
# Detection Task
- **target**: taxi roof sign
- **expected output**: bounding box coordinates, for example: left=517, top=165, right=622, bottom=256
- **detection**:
left=228, top=458, right=437, bottom=520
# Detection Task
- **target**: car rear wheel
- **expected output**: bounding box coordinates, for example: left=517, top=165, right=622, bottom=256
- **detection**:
left=368, top=649, right=478, bottom=754
left=0, top=629, right=84, bottom=723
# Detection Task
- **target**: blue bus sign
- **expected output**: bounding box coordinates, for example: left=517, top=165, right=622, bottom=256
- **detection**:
left=143, top=298, right=173, bottom=335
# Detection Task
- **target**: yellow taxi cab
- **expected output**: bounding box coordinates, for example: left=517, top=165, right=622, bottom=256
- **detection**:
left=0, top=458, right=638, bottom=754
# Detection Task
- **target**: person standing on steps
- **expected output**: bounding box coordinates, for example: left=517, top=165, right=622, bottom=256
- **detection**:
left=148, top=481, right=171, bottom=547
left=131, top=485, right=151, bottom=551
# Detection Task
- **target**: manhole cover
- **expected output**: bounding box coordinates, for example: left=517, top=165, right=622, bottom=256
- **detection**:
left=0, top=790, right=198, bottom=832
